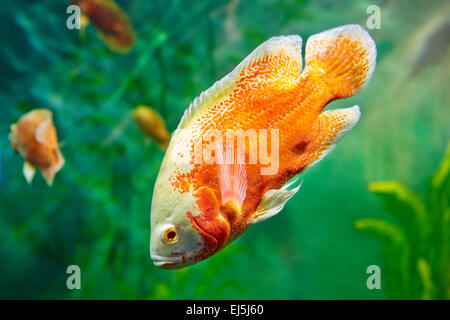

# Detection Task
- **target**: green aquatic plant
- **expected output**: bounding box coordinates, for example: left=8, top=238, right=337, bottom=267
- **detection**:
left=355, top=143, right=450, bottom=299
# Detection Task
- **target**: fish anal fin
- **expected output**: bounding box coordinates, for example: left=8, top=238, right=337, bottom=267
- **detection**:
left=305, top=105, right=360, bottom=169
left=23, top=162, right=36, bottom=185
left=305, top=24, right=376, bottom=98
left=251, top=178, right=302, bottom=225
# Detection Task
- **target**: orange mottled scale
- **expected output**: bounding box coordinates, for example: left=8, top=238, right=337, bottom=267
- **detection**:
left=150, top=25, right=376, bottom=268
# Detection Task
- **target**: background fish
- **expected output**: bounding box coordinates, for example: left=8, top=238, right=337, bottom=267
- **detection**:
left=132, top=105, right=171, bottom=150
left=404, top=4, right=450, bottom=82
left=71, top=0, right=135, bottom=52
left=150, top=25, right=376, bottom=269
left=9, top=109, right=65, bottom=186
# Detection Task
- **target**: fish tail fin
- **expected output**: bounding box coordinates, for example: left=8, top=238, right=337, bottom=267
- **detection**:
left=305, top=24, right=376, bottom=98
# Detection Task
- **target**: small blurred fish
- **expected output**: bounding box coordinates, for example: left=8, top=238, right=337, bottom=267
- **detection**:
left=71, top=0, right=135, bottom=53
left=132, top=105, right=171, bottom=150
left=406, top=4, right=450, bottom=80
left=9, top=109, right=65, bottom=186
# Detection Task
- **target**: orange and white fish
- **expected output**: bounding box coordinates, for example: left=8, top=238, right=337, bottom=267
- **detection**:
left=9, top=109, right=65, bottom=186
left=150, top=25, right=376, bottom=269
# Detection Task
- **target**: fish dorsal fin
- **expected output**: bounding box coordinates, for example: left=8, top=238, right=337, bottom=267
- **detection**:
left=216, top=142, right=247, bottom=209
left=175, top=35, right=303, bottom=134
left=250, top=177, right=303, bottom=225
left=35, top=110, right=57, bottom=148
left=305, top=105, right=360, bottom=170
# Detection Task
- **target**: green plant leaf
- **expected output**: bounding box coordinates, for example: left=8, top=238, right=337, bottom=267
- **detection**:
left=369, top=180, right=428, bottom=253
left=427, top=142, right=450, bottom=299
left=431, top=143, right=450, bottom=190
left=417, top=258, right=434, bottom=300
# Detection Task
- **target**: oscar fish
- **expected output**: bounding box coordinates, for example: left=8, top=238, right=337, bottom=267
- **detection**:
left=9, top=109, right=65, bottom=186
left=150, top=25, right=376, bottom=269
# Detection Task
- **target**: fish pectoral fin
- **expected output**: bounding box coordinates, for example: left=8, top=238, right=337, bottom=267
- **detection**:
left=216, top=142, right=248, bottom=210
left=304, top=105, right=360, bottom=170
left=250, top=178, right=302, bottom=225
left=23, top=162, right=36, bottom=185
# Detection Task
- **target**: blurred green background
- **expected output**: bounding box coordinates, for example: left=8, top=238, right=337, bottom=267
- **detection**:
left=0, top=0, right=448, bottom=299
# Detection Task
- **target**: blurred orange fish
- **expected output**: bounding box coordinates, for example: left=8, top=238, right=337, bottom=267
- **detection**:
left=132, top=105, right=171, bottom=150
left=9, top=109, right=65, bottom=186
left=71, top=0, right=135, bottom=52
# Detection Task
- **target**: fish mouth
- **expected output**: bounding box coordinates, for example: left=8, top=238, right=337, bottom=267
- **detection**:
left=151, top=254, right=184, bottom=269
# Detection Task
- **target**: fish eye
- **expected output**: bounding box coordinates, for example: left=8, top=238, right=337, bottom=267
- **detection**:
left=162, top=226, right=178, bottom=244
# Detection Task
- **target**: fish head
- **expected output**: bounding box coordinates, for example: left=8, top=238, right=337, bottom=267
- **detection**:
left=150, top=190, right=202, bottom=269
left=150, top=137, right=230, bottom=269
left=150, top=180, right=232, bottom=269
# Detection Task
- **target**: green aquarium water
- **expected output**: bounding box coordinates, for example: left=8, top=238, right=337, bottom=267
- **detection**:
left=0, top=0, right=448, bottom=299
